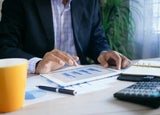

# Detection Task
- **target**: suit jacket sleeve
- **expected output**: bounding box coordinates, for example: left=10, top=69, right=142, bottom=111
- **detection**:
left=71, top=0, right=111, bottom=64
left=0, top=0, right=111, bottom=63
left=87, top=0, right=111, bottom=63
left=0, top=0, right=34, bottom=59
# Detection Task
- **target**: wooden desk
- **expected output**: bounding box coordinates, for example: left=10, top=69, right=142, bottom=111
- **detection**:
left=1, top=58, right=160, bottom=115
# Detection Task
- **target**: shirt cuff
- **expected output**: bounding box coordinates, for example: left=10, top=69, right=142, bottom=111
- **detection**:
left=28, top=57, right=42, bottom=74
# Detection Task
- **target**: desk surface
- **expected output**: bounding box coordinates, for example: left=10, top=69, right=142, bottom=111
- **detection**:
left=1, top=80, right=160, bottom=115
left=1, top=58, right=160, bottom=115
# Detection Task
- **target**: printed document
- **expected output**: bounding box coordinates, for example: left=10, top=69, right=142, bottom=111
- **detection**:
left=25, top=73, right=118, bottom=106
left=40, top=64, right=120, bottom=86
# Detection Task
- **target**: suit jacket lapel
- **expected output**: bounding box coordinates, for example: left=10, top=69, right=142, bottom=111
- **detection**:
left=35, top=0, right=54, bottom=47
left=71, top=0, right=84, bottom=40
left=71, top=0, right=87, bottom=64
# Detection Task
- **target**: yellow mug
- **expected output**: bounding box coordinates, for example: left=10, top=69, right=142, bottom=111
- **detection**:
left=0, top=58, right=28, bottom=113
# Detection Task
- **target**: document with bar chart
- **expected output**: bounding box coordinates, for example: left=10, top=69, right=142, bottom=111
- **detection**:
left=41, top=65, right=120, bottom=86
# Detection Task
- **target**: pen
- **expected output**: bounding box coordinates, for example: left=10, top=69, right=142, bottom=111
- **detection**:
left=37, top=86, right=77, bottom=95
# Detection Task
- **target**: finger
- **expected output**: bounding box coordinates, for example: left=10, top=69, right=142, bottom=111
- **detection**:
left=36, top=53, right=65, bottom=74
left=50, top=62, right=64, bottom=71
left=45, top=51, right=65, bottom=65
left=38, top=62, right=64, bottom=74
left=114, top=55, right=122, bottom=70
left=52, top=50, right=78, bottom=66
left=111, top=53, right=122, bottom=70
left=61, top=53, right=79, bottom=66
left=72, top=56, right=79, bottom=61
left=72, top=56, right=79, bottom=66
left=120, top=55, right=131, bottom=68
left=97, top=54, right=109, bottom=68
left=105, top=51, right=122, bottom=70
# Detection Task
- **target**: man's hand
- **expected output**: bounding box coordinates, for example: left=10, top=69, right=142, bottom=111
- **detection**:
left=97, top=51, right=131, bottom=70
left=36, top=49, right=79, bottom=74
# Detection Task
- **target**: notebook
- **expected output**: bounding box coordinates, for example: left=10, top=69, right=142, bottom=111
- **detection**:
left=122, top=60, right=160, bottom=77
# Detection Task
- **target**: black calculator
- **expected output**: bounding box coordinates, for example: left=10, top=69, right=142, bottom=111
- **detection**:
left=114, top=81, right=160, bottom=108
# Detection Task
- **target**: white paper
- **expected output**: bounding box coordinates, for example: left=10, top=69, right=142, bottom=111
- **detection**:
left=133, top=60, right=160, bottom=68
left=25, top=71, right=119, bottom=106
left=40, top=64, right=120, bottom=86
left=122, top=60, right=160, bottom=76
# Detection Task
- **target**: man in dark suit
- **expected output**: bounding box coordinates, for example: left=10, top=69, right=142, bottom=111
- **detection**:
left=0, top=0, right=130, bottom=74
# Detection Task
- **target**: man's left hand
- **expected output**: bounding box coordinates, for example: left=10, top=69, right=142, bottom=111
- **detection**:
left=97, top=51, right=131, bottom=70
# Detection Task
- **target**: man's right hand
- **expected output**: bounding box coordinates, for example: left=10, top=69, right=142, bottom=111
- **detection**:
left=35, top=49, right=79, bottom=74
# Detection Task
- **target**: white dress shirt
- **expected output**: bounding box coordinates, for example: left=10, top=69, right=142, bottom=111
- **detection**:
left=28, top=0, right=77, bottom=73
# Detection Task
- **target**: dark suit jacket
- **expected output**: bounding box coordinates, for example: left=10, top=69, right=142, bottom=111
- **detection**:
left=0, top=0, right=111, bottom=64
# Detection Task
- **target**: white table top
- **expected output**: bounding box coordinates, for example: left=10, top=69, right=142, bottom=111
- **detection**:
left=1, top=58, right=160, bottom=115
left=1, top=79, right=160, bottom=115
